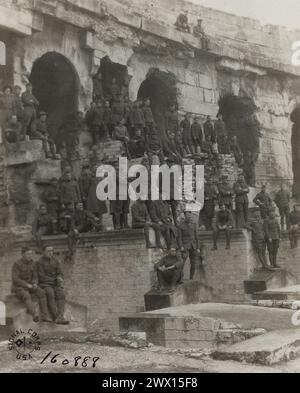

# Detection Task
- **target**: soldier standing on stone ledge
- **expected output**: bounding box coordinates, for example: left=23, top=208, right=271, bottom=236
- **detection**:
left=155, top=248, right=184, bottom=292
left=12, top=247, right=51, bottom=323
left=36, top=246, right=69, bottom=325
left=59, top=171, right=82, bottom=208
left=30, top=112, right=59, bottom=160
left=193, top=19, right=210, bottom=50
left=180, top=113, right=194, bottom=155
left=13, top=85, right=24, bottom=125
left=42, top=178, right=61, bottom=223
left=274, top=183, right=291, bottom=231
left=233, top=174, right=250, bottom=228
left=200, top=179, right=218, bottom=230
left=215, top=113, right=228, bottom=154
left=79, top=164, right=92, bottom=210
left=243, top=151, right=257, bottom=187
left=264, top=210, right=281, bottom=269
left=253, top=185, right=273, bottom=220
left=143, top=98, right=155, bottom=142
left=93, top=71, right=104, bottom=102
left=245, top=209, right=271, bottom=270
left=204, top=116, right=216, bottom=143
left=289, top=205, right=300, bottom=249
left=191, top=117, right=204, bottom=154
left=86, top=166, right=107, bottom=229
left=21, top=83, right=39, bottom=137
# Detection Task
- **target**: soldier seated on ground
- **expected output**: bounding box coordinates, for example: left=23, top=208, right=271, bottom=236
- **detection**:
left=36, top=246, right=69, bottom=325
left=212, top=203, right=234, bottom=251
left=131, top=199, right=164, bottom=249
left=289, top=205, right=300, bottom=249
left=155, top=248, right=184, bottom=292
left=12, top=247, right=51, bottom=323
left=32, top=205, right=58, bottom=249
left=4, top=115, right=22, bottom=144
left=174, top=10, right=191, bottom=33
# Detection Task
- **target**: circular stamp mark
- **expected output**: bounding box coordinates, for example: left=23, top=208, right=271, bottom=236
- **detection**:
left=8, top=329, right=41, bottom=360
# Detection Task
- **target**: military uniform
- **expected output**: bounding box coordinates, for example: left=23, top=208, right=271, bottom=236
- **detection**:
left=175, top=13, right=190, bottom=33
left=215, top=119, right=228, bottom=154
left=143, top=105, right=155, bottom=139
left=178, top=219, right=205, bottom=280
left=218, top=182, right=234, bottom=211
left=36, top=256, right=66, bottom=321
left=275, top=189, right=290, bottom=230
left=103, top=104, right=113, bottom=138
left=12, top=258, right=48, bottom=321
left=191, top=121, right=203, bottom=152
left=213, top=208, right=234, bottom=250
left=86, top=176, right=108, bottom=223
left=90, top=106, right=106, bottom=143
left=13, top=93, right=24, bottom=123
left=200, top=183, right=218, bottom=230
left=180, top=118, right=193, bottom=154
left=264, top=216, right=281, bottom=268
left=149, top=200, right=178, bottom=249
left=155, top=253, right=184, bottom=290
left=130, top=105, right=145, bottom=134
left=111, top=101, right=126, bottom=126
left=32, top=211, right=57, bottom=247
left=246, top=217, right=269, bottom=269
left=21, top=92, right=39, bottom=133
left=229, top=139, right=243, bottom=166
left=253, top=191, right=273, bottom=219
left=60, top=178, right=81, bottom=207
left=233, top=179, right=249, bottom=228
left=204, top=119, right=216, bottom=143
left=42, top=183, right=60, bottom=219
left=289, top=209, right=300, bottom=249
left=79, top=170, right=92, bottom=210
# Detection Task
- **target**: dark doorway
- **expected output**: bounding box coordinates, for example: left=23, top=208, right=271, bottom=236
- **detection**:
left=138, top=69, right=177, bottom=138
left=291, top=106, right=300, bottom=199
left=218, top=95, right=260, bottom=156
left=29, top=52, right=79, bottom=143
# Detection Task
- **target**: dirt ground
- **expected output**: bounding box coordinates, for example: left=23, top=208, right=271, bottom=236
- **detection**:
left=0, top=340, right=300, bottom=373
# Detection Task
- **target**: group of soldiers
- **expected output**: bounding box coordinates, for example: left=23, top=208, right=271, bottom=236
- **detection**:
left=0, top=84, right=60, bottom=159
left=174, top=11, right=210, bottom=50
left=12, top=246, right=69, bottom=324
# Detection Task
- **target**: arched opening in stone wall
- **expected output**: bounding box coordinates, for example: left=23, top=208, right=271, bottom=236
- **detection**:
left=138, top=69, right=177, bottom=138
left=218, top=94, right=261, bottom=156
left=291, top=105, right=300, bottom=199
left=29, top=52, right=80, bottom=142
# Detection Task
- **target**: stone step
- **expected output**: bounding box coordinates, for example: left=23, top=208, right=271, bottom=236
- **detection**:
left=244, top=269, right=297, bottom=295
left=212, top=329, right=300, bottom=365
left=253, top=285, right=300, bottom=301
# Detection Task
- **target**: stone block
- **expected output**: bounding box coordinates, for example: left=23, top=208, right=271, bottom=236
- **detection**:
left=5, top=140, right=45, bottom=166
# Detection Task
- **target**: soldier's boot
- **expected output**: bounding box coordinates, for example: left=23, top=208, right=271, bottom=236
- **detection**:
left=24, top=299, right=39, bottom=322
left=39, top=296, right=52, bottom=323
left=55, top=300, right=69, bottom=325
left=122, top=214, right=130, bottom=229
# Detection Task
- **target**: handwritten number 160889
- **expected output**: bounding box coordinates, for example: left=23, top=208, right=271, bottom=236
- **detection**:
left=41, top=352, right=100, bottom=368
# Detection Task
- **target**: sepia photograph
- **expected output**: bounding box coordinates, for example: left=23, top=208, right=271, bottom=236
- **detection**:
left=0, top=0, right=300, bottom=377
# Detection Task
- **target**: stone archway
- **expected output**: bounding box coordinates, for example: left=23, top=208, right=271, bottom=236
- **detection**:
left=29, top=52, right=80, bottom=143
left=291, top=105, right=300, bottom=199
left=137, top=68, right=177, bottom=138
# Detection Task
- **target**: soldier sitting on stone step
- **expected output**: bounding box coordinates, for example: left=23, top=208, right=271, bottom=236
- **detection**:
left=212, top=203, right=234, bottom=251
left=32, top=205, right=58, bottom=249
left=155, top=248, right=184, bottom=292
left=12, top=247, right=51, bottom=323
left=174, top=10, right=191, bottom=33
left=4, top=114, right=22, bottom=144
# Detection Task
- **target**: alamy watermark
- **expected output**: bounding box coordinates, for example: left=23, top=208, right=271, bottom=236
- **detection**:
left=96, top=157, right=204, bottom=211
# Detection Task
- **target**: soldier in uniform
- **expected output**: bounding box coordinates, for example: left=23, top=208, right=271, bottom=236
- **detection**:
left=86, top=167, right=107, bottom=228
left=131, top=199, right=163, bottom=249
left=155, top=248, right=184, bottom=291
left=22, top=83, right=39, bottom=136
left=32, top=205, right=57, bottom=248
left=212, top=203, right=234, bottom=250
left=174, top=10, right=190, bottom=33
left=4, top=115, right=22, bottom=144
left=289, top=205, right=300, bottom=249
left=110, top=172, right=130, bottom=230
left=109, top=77, right=121, bottom=102
left=130, top=100, right=145, bottom=136
left=30, top=112, right=58, bottom=159
left=89, top=100, right=106, bottom=144
left=79, top=164, right=92, bottom=210
left=229, top=136, right=243, bottom=166
left=165, top=104, right=179, bottom=138
left=62, top=111, right=84, bottom=161
left=253, top=185, right=273, bottom=220
left=178, top=211, right=205, bottom=280
left=12, top=247, right=50, bottom=323
left=143, top=98, right=155, bottom=141
left=72, top=202, right=102, bottom=234
left=93, top=71, right=104, bottom=101
left=42, top=178, right=60, bottom=221
left=274, top=184, right=291, bottom=230
left=264, top=211, right=281, bottom=269
left=234, top=174, right=250, bottom=228
left=36, top=246, right=69, bottom=324
left=59, top=171, right=81, bottom=208
left=200, top=179, right=218, bottom=230
left=218, top=176, right=234, bottom=211
left=215, top=114, right=228, bottom=154
left=193, top=19, right=210, bottom=50
left=149, top=198, right=178, bottom=250
left=180, top=113, right=194, bottom=155
left=146, top=125, right=164, bottom=163
left=243, top=151, right=257, bottom=187
left=191, top=117, right=204, bottom=153
left=128, top=128, right=146, bottom=158
left=204, top=116, right=216, bottom=143
left=103, top=100, right=113, bottom=139
left=13, top=85, right=24, bottom=125
left=246, top=209, right=271, bottom=270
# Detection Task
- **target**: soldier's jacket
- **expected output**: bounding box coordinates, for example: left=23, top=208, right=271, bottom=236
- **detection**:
left=233, top=181, right=249, bottom=204
left=178, top=221, right=199, bottom=250
left=253, top=192, right=272, bottom=209
left=111, top=102, right=126, bottom=125
left=155, top=254, right=184, bottom=271
left=180, top=119, right=191, bottom=137
left=246, top=219, right=265, bottom=241
left=13, top=95, right=24, bottom=119
left=31, top=119, right=48, bottom=138
left=60, top=179, right=81, bottom=205
left=218, top=183, right=234, bottom=205
left=79, top=173, right=92, bottom=201
left=91, top=107, right=104, bottom=126
left=264, top=217, right=281, bottom=240
left=204, top=185, right=218, bottom=205
left=204, top=121, right=216, bottom=141
left=149, top=201, right=173, bottom=225
left=12, top=258, right=38, bottom=292
left=215, top=209, right=234, bottom=228
left=22, top=92, right=39, bottom=108
left=274, top=190, right=290, bottom=208
left=290, top=211, right=300, bottom=226
left=32, top=212, right=54, bottom=235
left=143, top=107, right=155, bottom=124
left=130, top=107, right=145, bottom=126
left=193, top=25, right=205, bottom=37
left=36, top=256, right=63, bottom=287
left=73, top=209, right=96, bottom=230
left=191, top=122, right=203, bottom=143
left=215, top=119, right=227, bottom=137
left=165, top=111, right=179, bottom=133
left=131, top=202, right=150, bottom=226
left=113, top=125, right=128, bottom=140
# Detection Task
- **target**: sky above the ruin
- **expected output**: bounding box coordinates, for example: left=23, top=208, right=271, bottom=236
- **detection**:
left=190, top=0, right=300, bottom=29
